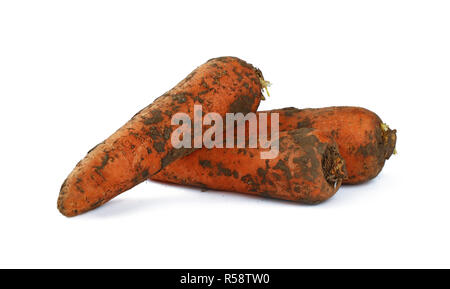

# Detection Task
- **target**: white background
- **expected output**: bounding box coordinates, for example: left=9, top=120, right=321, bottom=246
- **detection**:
left=0, top=0, right=449, bottom=269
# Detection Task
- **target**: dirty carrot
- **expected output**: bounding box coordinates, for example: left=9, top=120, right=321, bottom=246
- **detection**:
left=58, top=56, right=265, bottom=217
left=152, top=106, right=396, bottom=186
left=266, top=106, right=396, bottom=184
left=152, top=128, right=347, bottom=204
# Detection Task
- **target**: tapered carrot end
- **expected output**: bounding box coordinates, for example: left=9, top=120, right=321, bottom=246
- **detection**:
left=57, top=183, right=106, bottom=217
left=57, top=179, right=73, bottom=217
left=57, top=179, right=79, bottom=217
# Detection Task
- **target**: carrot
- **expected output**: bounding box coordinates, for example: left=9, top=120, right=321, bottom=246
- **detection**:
left=152, top=106, right=396, bottom=186
left=58, top=56, right=265, bottom=217
left=266, top=106, right=397, bottom=184
left=152, top=128, right=347, bottom=204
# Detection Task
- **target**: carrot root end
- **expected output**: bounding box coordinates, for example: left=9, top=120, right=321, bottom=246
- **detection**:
left=322, top=145, right=347, bottom=189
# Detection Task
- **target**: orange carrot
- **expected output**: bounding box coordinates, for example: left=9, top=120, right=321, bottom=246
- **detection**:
left=152, top=106, right=396, bottom=186
left=269, top=107, right=396, bottom=184
left=152, top=128, right=347, bottom=204
left=58, top=56, right=264, bottom=216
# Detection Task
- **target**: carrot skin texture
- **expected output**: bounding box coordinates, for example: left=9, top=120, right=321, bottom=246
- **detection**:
left=58, top=57, right=263, bottom=217
left=267, top=107, right=396, bottom=184
left=152, top=128, right=347, bottom=204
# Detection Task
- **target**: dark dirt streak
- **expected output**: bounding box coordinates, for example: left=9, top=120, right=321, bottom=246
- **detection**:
left=201, top=78, right=209, bottom=89
left=160, top=148, right=196, bottom=170
left=87, top=141, right=105, bottom=154
left=163, top=127, right=172, bottom=140
left=257, top=167, right=268, bottom=184
left=90, top=198, right=105, bottom=209
left=172, top=92, right=192, bottom=104
left=148, top=127, right=162, bottom=140
left=197, top=89, right=210, bottom=96
left=93, top=153, right=110, bottom=179
left=153, top=142, right=166, bottom=153
left=129, top=132, right=143, bottom=140
left=143, top=109, right=163, bottom=125
left=289, top=129, right=318, bottom=147
left=272, top=172, right=281, bottom=181
left=209, top=57, right=230, bottom=63
left=273, top=159, right=292, bottom=180
left=232, top=67, right=243, bottom=82
left=60, top=178, right=68, bottom=193
left=229, top=94, right=256, bottom=114
left=199, top=159, right=212, bottom=168
left=296, top=118, right=312, bottom=129
left=241, top=174, right=260, bottom=192
left=217, top=162, right=232, bottom=177
left=141, top=170, right=149, bottom=179
left=293, top=155, right=320, bottom=183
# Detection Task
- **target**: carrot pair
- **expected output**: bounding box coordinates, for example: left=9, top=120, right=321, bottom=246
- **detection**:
left=58, top=57, right=264, bottom=217
left=58, top=57, right=396, bottom=217
left=152, top=106, right=396, bottom=199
